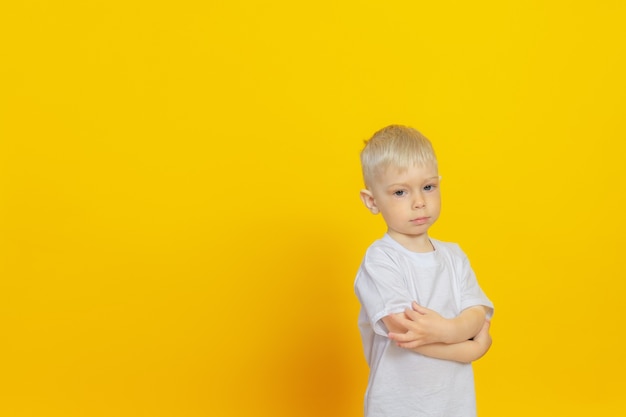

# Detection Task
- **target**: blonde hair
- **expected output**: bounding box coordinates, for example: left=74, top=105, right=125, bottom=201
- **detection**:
left=360, top=125, right=437, bottom=187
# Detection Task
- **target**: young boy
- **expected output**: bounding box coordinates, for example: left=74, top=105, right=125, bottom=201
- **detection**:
left=354, top=125, right=494, bottom=417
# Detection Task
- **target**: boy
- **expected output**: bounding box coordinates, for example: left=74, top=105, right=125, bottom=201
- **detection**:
left=354, top=125, right=494, bottom=417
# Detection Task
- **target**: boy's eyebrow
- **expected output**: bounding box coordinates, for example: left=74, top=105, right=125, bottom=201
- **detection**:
left=385, top=176, right=440, bottom=188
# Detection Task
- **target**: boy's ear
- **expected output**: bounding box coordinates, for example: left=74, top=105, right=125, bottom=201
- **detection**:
left=360, top=189, right=379, bottom=214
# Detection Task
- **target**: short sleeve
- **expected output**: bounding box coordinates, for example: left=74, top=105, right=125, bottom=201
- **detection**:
left=456, top=247, right=494, bottom=319
left=355, top=247, right=413, bottom=336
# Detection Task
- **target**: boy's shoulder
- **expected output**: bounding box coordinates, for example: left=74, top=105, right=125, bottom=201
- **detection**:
left=363, top=235, right=400, bottom=259
left=431, top=238, right=470, bottom=262
left=364, top=234, right=408, bottom=255
left=431, top=238, right=461, bottom=252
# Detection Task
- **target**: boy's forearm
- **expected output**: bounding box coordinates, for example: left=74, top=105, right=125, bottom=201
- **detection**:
left=443, top=306, right=488, bottom=344
left=411, top=339, right=489, bottom=363
left=412, top=318, right=492, bottom=363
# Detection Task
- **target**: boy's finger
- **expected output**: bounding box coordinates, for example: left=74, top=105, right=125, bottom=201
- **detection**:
left=411, top=302, right=429, bottom=314
left=396, top=341, right=421, bottom=349
left=404, top=308, right=423, bottom=320
left=390, top=313, right=408, bottom=324
left=389, top=332, right=416, bottom=343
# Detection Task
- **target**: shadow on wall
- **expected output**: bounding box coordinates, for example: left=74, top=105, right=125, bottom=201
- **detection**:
left=261, top=230, right=366, bottom=417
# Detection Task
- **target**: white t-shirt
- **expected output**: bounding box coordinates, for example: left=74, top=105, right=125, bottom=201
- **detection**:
left=354, top=234, right=494, bottom=417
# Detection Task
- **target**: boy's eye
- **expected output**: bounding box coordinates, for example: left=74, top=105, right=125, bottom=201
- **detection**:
left=423, top=184, right=436, bottom=191
left=393, top=190, right=406, bottom=197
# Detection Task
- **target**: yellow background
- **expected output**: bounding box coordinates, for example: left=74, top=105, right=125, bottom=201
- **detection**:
left=1, top=1, right=625, bottom=416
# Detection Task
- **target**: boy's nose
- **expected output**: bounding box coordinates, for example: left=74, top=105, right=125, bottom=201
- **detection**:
left=413, top=195, right=425, bottom=208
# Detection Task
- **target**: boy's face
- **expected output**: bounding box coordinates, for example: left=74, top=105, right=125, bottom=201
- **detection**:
left=361, top=162, right=441, bottom=249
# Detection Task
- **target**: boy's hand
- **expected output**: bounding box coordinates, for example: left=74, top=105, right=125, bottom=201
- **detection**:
left=388, top=302, right=451, bottom=348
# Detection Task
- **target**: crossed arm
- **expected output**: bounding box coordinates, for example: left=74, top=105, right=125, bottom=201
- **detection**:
left=382, top=302, right=492, bottom=363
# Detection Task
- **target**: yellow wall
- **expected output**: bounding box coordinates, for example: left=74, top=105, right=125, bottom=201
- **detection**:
left=1, top=1, right=625, bottom=416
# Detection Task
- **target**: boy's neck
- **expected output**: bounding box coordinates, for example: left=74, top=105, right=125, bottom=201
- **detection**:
left=387, top=232, right=434, bottom=253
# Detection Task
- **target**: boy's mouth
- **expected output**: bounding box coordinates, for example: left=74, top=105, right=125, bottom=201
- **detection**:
left=410, top=217, right=429, bottom=225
